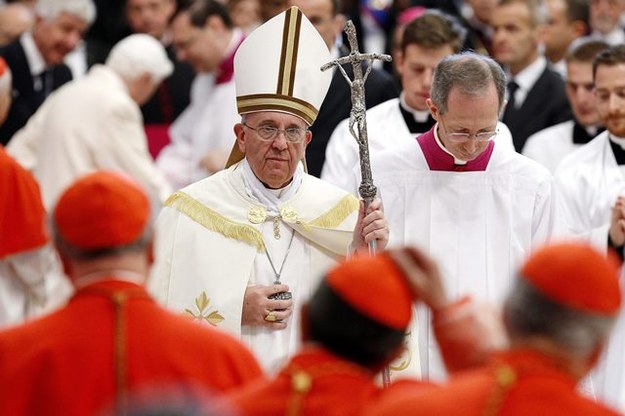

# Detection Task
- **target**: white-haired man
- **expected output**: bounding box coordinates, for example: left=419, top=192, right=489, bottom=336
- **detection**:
left=7, top=34, right=173, bottom=210
left=0, top=0, right=96, bottom=146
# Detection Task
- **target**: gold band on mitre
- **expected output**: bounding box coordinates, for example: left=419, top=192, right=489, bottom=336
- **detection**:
left=226, top=6, right=332, bottom=169
left=237, top=94, right=319, bottom=126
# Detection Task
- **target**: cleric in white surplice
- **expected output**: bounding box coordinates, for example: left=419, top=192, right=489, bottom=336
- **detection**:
left=363, top=52, right=565, bottom=381
left=148, top=7, right=389, bottom=374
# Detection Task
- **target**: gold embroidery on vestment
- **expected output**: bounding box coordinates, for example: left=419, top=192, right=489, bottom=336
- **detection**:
left=166, top=192, right=265, bottom=251
left=184, top=291, right=225, bottom=326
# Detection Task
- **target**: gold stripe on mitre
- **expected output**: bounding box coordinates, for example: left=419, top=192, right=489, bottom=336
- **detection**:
left=277, top=6, right=302, bottom=96
left=237, top=94, right=318, bottom=126
left=165, top=192, right=265, bottom=251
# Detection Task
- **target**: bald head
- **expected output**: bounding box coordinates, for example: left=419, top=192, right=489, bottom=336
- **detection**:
left=0, top=3, right=34, bottom=47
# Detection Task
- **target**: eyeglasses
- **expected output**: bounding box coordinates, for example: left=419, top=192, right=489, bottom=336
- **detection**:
left=439, top=116, right=498, bottom=143
left=243, top=123, right=308, bottom=143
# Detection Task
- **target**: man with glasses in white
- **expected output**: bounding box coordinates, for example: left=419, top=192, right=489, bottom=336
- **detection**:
left=366, top=51, right=563, bottom=382
left=149, top=7, right=389, bottom=374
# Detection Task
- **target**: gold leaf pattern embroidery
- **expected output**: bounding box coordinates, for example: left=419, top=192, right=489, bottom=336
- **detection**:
left=185, top=291, right=225, bottom=327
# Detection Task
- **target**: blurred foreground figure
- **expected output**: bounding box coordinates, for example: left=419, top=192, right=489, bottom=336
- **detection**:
left=0, top=171, right=262, bottom=416
left=227, top=246, right=506, bottom=415
left=368, top=242, right=623, bottom=416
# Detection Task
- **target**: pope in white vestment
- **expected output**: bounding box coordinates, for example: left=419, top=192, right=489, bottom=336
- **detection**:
left=149, top=7, right=391, bottom=374
left=150, top=160, right=361, bottom=372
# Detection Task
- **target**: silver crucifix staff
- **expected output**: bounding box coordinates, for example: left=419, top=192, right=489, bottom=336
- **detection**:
left=320, top=20, right=391, bottom=254
left=321, top=21, right=393, bottom=388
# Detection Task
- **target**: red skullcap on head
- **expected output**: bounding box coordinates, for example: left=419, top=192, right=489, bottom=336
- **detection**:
left=53, top=171, right=150, bottom=251
left=326, top=253, right=413, bottom=330
left=521, top=242, right=622, bottom=315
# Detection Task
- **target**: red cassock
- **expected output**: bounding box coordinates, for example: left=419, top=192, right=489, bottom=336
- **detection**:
left=228, top=347, right=379, bottom=416
left=367, top=349, right=621, bottom=416
left=228, top=346, right=388, bottom=416
left=0, top=280, right=264, bottom=415
left=0, top=146, right=48, bottom=259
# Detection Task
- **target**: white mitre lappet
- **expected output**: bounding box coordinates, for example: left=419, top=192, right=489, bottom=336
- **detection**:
left=225, top=6, right=333, bottom=167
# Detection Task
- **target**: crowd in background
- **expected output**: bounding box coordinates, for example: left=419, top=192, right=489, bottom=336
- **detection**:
left=2, top=0, right=625, bottom=414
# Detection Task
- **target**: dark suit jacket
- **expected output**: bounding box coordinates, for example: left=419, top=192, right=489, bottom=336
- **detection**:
left=502, top=66, right=572, bottom=152
left=307, top=52, right=399, bottom=177
left=0, top=40, right=72, bottom=145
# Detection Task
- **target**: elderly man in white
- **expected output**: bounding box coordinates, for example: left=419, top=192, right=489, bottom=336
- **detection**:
left=149, top=7, right=389, bottom=374
left=7, top=34, right=173, bottom=210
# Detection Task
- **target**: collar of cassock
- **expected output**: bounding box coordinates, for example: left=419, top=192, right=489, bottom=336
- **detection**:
left=609, top=134, right=625, bottom=165
left=417, top=126, right=494, bottom=171
left=215, top=35, right=245, bottom=85
left=573, top=121, right=603, bottom=145
left=398, top=98, right=436, bottom=134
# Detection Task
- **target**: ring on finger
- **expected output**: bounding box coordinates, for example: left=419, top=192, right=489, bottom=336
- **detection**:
left=265, top=311, right=277, bottom=322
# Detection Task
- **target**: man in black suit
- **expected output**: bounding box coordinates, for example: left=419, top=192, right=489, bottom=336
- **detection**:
left=0, top=0, right=96, bottom=146
left=290, top=0, right=399, bottom=177
left=492, top=0, right=572, bottom=152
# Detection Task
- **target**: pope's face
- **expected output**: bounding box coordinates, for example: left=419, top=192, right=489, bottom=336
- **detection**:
left=235, top=112, right=312, bottom=189
left=428, top=84, right=500, bottom=161
left=595, top=63, right=625, bottom=137
left=398, top=43, right=454, bottom=111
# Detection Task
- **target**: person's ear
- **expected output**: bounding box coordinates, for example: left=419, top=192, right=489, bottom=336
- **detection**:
left=426, top=98, right=439, bottom=121
left=234, top=123, right=246, bottom=153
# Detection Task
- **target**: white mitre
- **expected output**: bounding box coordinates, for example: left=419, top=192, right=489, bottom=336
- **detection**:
left=226, top=6, right=332, bottom=167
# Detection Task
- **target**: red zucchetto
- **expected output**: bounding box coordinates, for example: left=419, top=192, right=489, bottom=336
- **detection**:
left=53, top=171, right=150, bottom=251
left=521, top=242, right=622, bottom=315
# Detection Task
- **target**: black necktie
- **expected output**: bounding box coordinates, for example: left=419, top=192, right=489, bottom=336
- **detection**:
left=38, top=69, right=52, bottom=96
left=506, top=80, right=519, bottom=111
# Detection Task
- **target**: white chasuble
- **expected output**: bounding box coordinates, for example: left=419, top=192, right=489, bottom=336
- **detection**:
left=149, top=162, right=359, bottom=372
